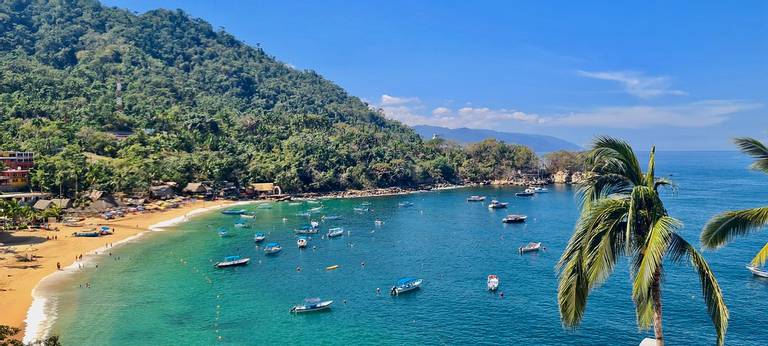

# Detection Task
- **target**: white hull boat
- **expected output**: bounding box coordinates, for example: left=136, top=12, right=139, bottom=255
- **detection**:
left=487, top=275, right=499, bottom=291
left=747, top=265, right=768, bottom=278
left=215, top=256, right=250, bottom=268
left=327, top=227, right=344, bottom=238
left=291, top=299, right=333, bottom=313
left=390, top=278, right=423, bottom=295
left=519, top=242, right=542, bottom=254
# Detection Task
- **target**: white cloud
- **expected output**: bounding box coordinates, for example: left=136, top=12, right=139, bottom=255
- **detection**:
left=376, top=94, right=761, bottom=131
left=380, top=94, right=420, bottom=106
left=541, top=100, right=761, bottom=128
left=577, top=70, right=687, bottom=99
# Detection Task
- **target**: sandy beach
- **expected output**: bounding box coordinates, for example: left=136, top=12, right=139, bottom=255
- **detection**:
left=0, top=199, right=236, bottom=340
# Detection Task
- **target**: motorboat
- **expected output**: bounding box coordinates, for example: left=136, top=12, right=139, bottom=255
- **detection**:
left=214, top=255, right=250, bottom=268
left=326, top=265, right=339, bottom=271
left=487, top=274, right=499, bottom=291
left=360, top=202, right=372, bottom=207
left=98, top=226, right=113, bottom=235
left=353, top=207, right=369, bottom=212
left=398, top=201, right=414, bottom=207
left=519, top=242, right=542, bottom=254
left=488, top=200, right=508, bottom=209
left=310, top=221, right=320, bottom=228
left=746, top=265, right=768, bottom=278
left=502, top=214, right=527, bottom=223
left=322, top=215, right=341, bottom=220
left=221, top=209, right=246, bottom=215
left=264, top=242, right=282, bottom=254
left=375, top=220, right=384, bottom=226
left=254, top=232, right=266, bottom=242
left=515, top=189, right=535, bottom=197
left=290, top=298, right=333, bottom=313
left=297, top=236, right=308, bottom=249
left=309, top=206, right=323, bottom=213
left=530, top=186, right=549, bottom=193
left=240, top=213, right=256, bottom=219
left=296, top=212, right=312, bottom=217
left=327, top=227, right=344, bottom=238
left=234, top=221, right=249, bottom=228
left=295, top=226, right=319, bottom=235
left=467, top=195, right=486, bottom=202
left=390, top=278, right=423, bottom=295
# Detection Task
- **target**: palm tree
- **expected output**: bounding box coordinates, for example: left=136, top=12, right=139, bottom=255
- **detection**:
left=701, top=137, right=768, bottom=266
left=557, top=137, right=728, bottom=346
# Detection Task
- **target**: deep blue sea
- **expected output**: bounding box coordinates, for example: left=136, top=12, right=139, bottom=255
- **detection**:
left=45, top=152, right=768, bottom=345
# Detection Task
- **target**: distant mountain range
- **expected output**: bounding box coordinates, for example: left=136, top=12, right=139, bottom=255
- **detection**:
left=413, top=125, right=581, bottom=152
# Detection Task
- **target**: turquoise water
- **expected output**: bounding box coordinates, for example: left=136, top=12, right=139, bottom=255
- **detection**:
left=49, top=152, right=768, bottom=345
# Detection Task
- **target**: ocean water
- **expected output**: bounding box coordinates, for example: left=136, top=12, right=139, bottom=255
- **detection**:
left=45, top=152, right=768, bottom=345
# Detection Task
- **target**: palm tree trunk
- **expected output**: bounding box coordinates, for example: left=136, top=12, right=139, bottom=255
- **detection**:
left=651, top=268, right=664, bottom=346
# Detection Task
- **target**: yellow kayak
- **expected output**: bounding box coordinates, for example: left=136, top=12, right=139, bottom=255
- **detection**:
left=325, top=265, right=339, bottom=271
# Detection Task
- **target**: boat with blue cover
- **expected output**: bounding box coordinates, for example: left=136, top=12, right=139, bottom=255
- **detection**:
left=264, top=242, right=282, bottom=254
left=390, top=277, right=423, bottom=295
left=221, top=209, right=247, bottom=215
left=295, top=225, right=319, bottom=234
left=215, top=255, right=250, bottom=268
left=290, top=298, right=333, bottom=313
left=297, top=236, right=308, bottom=248
left=254, top=232, right=266, bottom=242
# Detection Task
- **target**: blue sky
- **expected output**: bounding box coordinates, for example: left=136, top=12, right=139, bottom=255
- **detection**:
left=103, top=0, right=768, bottom=150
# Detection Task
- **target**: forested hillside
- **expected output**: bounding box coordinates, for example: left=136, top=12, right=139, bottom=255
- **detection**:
left=0, top=0, right=537, bottom=196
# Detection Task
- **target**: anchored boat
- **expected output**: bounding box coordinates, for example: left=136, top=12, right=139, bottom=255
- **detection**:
left=747, top=265, right=768, bottom=278
left=502, top=214, right=527, bottom=223
left=515, top=189, right=535, bottom=197
left=467, top=195, right=486, bottom=202
left=487, top=274, right=499, bottom=291
left=215, top=255, right=250, bottom=268
left=297, top=236, right=308, bottom=249
left=519, top=242, right=542, bottom=254
left=264, top=242, right=282, bottom=254
left=327, top=227, right=344, bottom=238
left=488, top=200, right=508, bottom=209
left=221, top=209, right=246, bottom=215
left=398, top=201, right=414, bottom=207
left=254, top=232, right=266, bottom=243
left=290, top=298, right=333, bottom=313
left=390, top=277, right=423, bottom=295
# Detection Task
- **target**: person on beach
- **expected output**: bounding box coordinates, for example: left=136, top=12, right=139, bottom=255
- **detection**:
left=56, top=262, right=61, bottom=270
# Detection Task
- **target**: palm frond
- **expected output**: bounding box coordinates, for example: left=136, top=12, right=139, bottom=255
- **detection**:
left=645, top=146, right=656, bottom=189
left=589, top=136, right=644, bottom=186
left=701, top=207, right=768, bottom=249
left=583, top=198, right=630, bottom=286
left=668, top=234, right=729, bottom=346
left=557, top=206, right=596, bottom=328
left=734, top=137, right=768, bottom=174
left=631, top=216, right=680, bottom=328
left=750, top=241, right=768, bottom=266
left=653, top=177, right=677, bottom=193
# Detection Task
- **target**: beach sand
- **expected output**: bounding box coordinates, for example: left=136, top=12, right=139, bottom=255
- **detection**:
left=0, top=199, right=235, bottom=340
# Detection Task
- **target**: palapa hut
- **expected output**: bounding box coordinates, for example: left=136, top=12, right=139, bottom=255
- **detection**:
left=150, top=185, right=176, bottom=200
left=32, top=198, right=71, bottom=211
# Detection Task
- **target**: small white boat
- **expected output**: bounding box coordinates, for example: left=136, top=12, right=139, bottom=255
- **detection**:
left=241, top=214, right=256, bottom=219
left=488, top=200, right=508, bottom=209
left=264, top=242, right=282, bottom=254
left=234, top=222, right=249, bottom=228
left=327, top=227, right=344, bottom=238
left=309, top=206, right=323, bottom=213
left=519, top=242, right=542, bottom=254
left=398, top=201, right=414, bottom=207
left=530, top=186, right=549, bottom=193
left=467, top=195, right=486, bottom=202
left=297, top=237, right=308, bottom=249
left=502, top=214, right=527, bottom=223
left=487, top=274, right=499, bottom=291
left=516, top=189, right=535, bottom=197
left=310, top=221, right=320, bottom=228
left=746, top=265, right=768, bottom=278
left=353, top=207, right=369, bottom=212
left=215, top=255, right=250, bottom=268
left=254, top=232, right=266, bottom=242
left=290, top=298, right=333, bottom=313
left=390, top=278, right=423, bottom=295
left=375, top=220, right=384, bottom=226
left=322, top=215, right=341, bottom=220
left=218, top=230, right=231, bottom=237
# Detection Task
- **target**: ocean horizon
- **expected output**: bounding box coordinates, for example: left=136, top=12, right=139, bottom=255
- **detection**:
left=31, top=151, right=768, bottom=345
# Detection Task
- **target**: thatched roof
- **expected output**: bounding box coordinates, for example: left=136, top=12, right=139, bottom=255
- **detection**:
left=183, top=183, right=210, bottom=193
left=32, top=198, right=71, bottom=210
left=150, top=185, right=176, bottom=199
